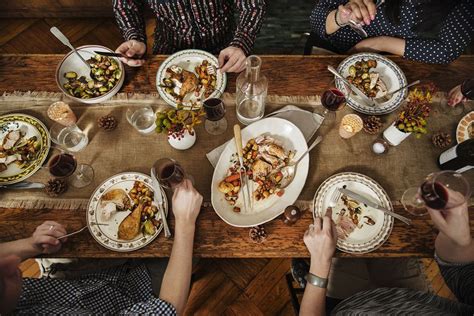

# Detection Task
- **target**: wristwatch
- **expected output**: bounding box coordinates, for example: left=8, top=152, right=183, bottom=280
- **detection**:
left=304, top=272, right=328, bottom=288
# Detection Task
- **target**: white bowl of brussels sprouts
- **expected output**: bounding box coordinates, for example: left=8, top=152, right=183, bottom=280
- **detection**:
left=56, top=45, right=125, bottom=104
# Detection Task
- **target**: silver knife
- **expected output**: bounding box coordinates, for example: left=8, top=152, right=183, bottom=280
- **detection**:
left=327, top=65, right=378, bottom=107
left=150, top=168, right=171, bottom=238
left=338, top=188, right=412, bottom=225
left=0, top=182, right=46, bottom=189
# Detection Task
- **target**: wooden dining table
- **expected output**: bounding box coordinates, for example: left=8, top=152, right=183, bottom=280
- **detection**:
left=0, top=54, right=473, bottom=258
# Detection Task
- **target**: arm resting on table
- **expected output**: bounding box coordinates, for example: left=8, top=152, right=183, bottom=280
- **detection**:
left=0, top=238, right=40, bottom=261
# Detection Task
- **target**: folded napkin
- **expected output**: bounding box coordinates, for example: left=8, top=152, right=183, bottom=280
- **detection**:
left=206, top=105, right=323, bottom=168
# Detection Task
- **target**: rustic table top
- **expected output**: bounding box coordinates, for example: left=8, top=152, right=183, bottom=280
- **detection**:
left=0, top=54, right=472, bottom=258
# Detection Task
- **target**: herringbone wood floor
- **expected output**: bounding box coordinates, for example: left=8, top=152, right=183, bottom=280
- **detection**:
left=7, top=17, right=456, bottom=315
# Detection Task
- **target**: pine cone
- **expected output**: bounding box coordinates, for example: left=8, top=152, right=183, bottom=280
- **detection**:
left=45, top=178, right=68, bottom=197
left=249, top=226, right=267, bottom=244
left=363, top=116, right=383, bottom=134
left=432, top=132, right=452, bottom=149
left=98, top=115, right=118, bottom=131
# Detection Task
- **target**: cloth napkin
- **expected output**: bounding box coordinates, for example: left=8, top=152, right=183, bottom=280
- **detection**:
left=206, top=105, right=323, bottom=168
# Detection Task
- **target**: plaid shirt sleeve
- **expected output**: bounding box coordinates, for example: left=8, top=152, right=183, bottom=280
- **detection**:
left=230, top=0, right=267, bottom=55
left=112, top=0, right=147, bottom=44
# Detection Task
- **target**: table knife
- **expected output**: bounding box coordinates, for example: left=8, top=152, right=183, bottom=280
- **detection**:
left=338, top=188, right=412, bottom=225
left=327, top=65, right=378, bottom=107
left=94, top=51, right=143, bottom=60
left=0, top=182, right=45, bottom=189
left=151, top=168, right=171, bottom=238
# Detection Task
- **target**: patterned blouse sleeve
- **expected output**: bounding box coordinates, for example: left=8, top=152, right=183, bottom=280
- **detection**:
left=435, top=254, right=474, bottom=306
left=230, top=0, right=267, bottom=55
left=112, top=0, right=147, bottom=44
left=310, top=0, right=347, bottom=40
left=404, top=0, right=474, bottom=64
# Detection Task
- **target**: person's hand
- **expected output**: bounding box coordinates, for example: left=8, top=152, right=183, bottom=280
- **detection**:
left=115, top=40, right=146, bottom=67
left=428, top=200, right=471, bottom=248
left=29, top=221, right=67, bottom=254
left=172, top=179, right=203, bottom=227
left=338, top=0, right=377, bottom=26
left=448, top=84, right=467, bottom=107
left=304, top=208, right=338, bottom=277
left=218, top=46, right=246, bottom=73
left=348, top=37, right=382, bottom=53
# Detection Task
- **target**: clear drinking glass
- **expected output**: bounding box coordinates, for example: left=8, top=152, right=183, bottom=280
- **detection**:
left=401, top=171, right=471, bottom=216
left=126, top=106, right=157, bottom=134
left=47, top=101, right=77, bottom=126
left=236, top=55, right=268, bottom=125
left=47, top=152, right=94, bottom=188
left=50, top=122, right=88, bottom=152
left=203, top=94, right=227, bottom=135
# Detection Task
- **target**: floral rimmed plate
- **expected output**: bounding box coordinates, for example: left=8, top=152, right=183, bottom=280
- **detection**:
left=87, top=172, right=168, bottom=252
left=0, top=114, right=50, bottom=185
left=156, top=49, right=227, bottom=108
left=456, top=111, right=473, bottom=143
left=313, top=172, right=394, bottom=254
left=335, top=53, right=407, bottom=115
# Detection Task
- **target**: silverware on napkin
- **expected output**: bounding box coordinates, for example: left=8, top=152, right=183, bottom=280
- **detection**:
left=0, top=182, right=46, bottom=190
left=151, top=168, right=172, bottom=238
left=338, top=188, right=412, bottom=225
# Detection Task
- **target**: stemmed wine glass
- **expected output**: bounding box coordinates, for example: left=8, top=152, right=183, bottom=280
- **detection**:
left=203, top=92, right=227, bottom=135
left=401, top=171, right=471, bottom=216
left=316, top=88, right=346, bottom=123
left=47, top=151, right=94, bottom=188
left=152, top=158, right=191, bottom=190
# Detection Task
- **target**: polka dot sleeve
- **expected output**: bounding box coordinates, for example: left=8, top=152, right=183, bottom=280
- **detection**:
left=310, top=0, right=346, bottom=40
left=404, top=0, right=474, bottom=64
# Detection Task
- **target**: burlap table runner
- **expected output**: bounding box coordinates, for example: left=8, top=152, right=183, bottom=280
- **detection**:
left=0, top=91, right=472, bottom=210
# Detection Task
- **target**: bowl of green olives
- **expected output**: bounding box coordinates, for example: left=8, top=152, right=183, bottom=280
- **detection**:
left=56, top=45, right=125, bottom=104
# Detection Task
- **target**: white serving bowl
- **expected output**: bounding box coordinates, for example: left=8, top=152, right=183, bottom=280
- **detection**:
left=56, top=45, right=125, bottom=104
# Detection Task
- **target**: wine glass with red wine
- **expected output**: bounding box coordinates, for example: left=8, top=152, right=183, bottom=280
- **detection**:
left=401, top=171, right=471, bottom=216
left=316, top=88, right=346, bottom=125
left=203, top=94, right=227, bottom=135
left=153, top=158, right=189, bottom=190
left=48, top=153, right=94, bottom=188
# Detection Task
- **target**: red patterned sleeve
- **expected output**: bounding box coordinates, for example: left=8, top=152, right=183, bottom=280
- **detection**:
left=230, top=0, right=267, bottom=55
left=112, top=0, right=147, bottom=44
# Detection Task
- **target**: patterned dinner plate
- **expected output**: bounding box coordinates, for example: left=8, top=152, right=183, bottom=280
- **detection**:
left=87, top=172, right=168, bottom=252
left=335, top=53, right=408, bottom=115
left=313, top=172, right=394, bottom=254
left=156, top=49, right=227, bottom=108
left=456, top=111, right=473, bottom=143
left=0, top=114, right=50, bottom=185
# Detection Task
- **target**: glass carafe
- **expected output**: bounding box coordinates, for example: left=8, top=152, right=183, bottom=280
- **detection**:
left=236, top=55, right=268, bottom=125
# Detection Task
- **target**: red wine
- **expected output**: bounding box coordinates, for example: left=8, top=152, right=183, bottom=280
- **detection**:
left=203, top=98, right=226, bottom=121
left=158, top=162, right=184, bottom=187
left=321, top=89, right=345, bottom=111
left=438, top=139, right=474, bottom=173
left=420, top=181, right=448, bottom=209
left=49, top=153, right=77, bottom=178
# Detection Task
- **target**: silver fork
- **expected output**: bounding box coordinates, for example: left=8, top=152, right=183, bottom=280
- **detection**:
left=57, top=223, right=108, bottom=240
left=328, top=188, right=342, bottom=209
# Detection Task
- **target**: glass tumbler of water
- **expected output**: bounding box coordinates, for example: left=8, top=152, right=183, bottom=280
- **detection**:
left=236, top=55, right=268, bottom=125
left=126, top=106, right=157, bottom=134
left=50, top=123, right=89, bottom=152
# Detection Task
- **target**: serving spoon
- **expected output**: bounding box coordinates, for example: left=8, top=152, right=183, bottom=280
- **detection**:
left=278, top=136, right=323, bottom=189
left=50, top=27, right=91, bottom=69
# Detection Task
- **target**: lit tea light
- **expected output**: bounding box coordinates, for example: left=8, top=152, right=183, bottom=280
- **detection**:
left=339, top=114, right=363, bottom=139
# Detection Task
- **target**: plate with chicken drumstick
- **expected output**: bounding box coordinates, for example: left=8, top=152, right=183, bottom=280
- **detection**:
left=156, top=49, right=227, bottom=108
left=211, top=118, right=309, bottom=227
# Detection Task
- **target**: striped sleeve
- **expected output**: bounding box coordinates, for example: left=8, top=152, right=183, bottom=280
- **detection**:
left=230, top=0, right=267, bottom=55
left=112, top=0, right=147, bottom=44
left=436, top=255, right=474, bottom=306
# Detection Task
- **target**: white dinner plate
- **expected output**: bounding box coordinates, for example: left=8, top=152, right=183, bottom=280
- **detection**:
left=456, top=111, right=473, bottom=143
left=335, top=53, right=407, bottom=115
left=211, top=117, right=309, bottom=227
left=313, top=172, right=394, bottom=254
left=156, top=49, right=227, bottom=108
left=86, top=172, right=168, bottom=252
left=0, top=114, right=50, bottom=185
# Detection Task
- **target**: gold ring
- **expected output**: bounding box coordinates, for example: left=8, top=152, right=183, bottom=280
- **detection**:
left=49, top=225, right=54, bottom=231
